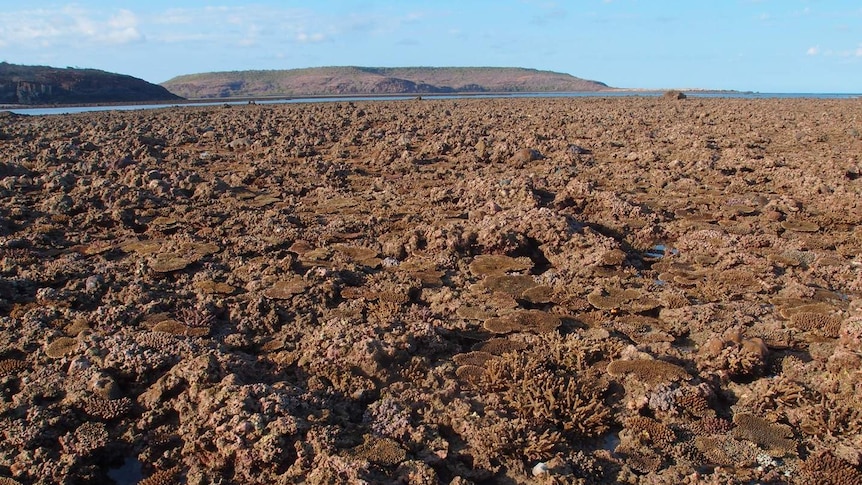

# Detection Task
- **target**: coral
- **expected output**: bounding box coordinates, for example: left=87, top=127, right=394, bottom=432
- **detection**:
left=469, top=254, right=532, bottom=275
left=59, top=422, right=108, bottom=456
left=781, top=220, right=820, bottom=232
left=689, top=416, right=733, bottom=436
left=693, top=435, right=760, bottom=467
left=149, top=253, right=191, bottom=273
left=351, top=434, right=408, bottom=467
left=520, top=285, right=554, bottom=304
left=453, top=351, right=495, bottom=367
left=455, top=365, right=486, bottom=385
left=483, top=352, right=611, bottom=439
left=731, top=413, right=796, bottom=457
left=262, top=276, right=307, bottom=299
left=587, top=287, right=642, bottom=311
left=483, top=316, right=521, bottom=334
left=3, top=92, right=862, bottom=484
left=606, top=359, right=690, bottom=385
left=45, top=337, right=79, bottom=358
left=80, top=396, right=133, bottom=420
left=695, top=329, right=769, bottom=380
left=839, top=315, right=862, bottom=350
left=798, top=451, right=862, bottom=485
left=138, top=466, right=181, bottom=485
left=481, top=274, right=538, bottom=297
left=625, top=416, right=676, bottom=449
left=193, top=279, right=236, bottom=295
left=395, top=460, right=438, bottom=485
left=789, top=311, right=842, bottom=337
left=177, top=306, right=215, bottom=329
left=0, top=358, right=26, bottom=377
left=473, top=337, right=528, bottom=355
left=152, top=319, right=209, bottom=337
left=483, top=310, right=561, bottom=334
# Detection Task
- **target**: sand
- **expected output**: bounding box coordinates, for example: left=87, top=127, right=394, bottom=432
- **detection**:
left=0, top=97, right=861, bottom=484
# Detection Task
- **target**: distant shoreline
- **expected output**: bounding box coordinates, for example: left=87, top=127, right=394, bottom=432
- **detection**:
left=3, top=89, right=860, bottom=112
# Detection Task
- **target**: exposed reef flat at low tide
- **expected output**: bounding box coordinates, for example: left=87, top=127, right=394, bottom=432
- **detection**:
left=0, top=97, right=861, bottom=484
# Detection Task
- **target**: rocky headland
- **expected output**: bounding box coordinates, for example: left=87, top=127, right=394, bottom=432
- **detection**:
left=0, top=63, right=182, bottom=106
left=160, top=67, right=610, bottom=99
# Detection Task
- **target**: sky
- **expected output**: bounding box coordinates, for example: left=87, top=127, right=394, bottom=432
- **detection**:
left=0, top=1, right=860, bottom=93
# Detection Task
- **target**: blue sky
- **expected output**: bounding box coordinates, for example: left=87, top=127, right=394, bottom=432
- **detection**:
left=0, top=1, right=860, bottom=92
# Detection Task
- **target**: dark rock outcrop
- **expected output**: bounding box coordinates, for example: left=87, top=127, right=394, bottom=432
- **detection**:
left=0, top=62, right=183, bottom=105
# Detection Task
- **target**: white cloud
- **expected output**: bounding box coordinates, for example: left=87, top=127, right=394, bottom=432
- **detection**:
left=296, top=32, right=326, bottom=43
left=0, top=6, right=142, bottom=47
left=147, top=6, right=328, bottom=48
left=806, top=46, right=819, bottom=56
left=857, top=46, right=862, bottom=57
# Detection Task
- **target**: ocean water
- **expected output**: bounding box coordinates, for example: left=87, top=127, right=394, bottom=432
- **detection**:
left=3, top=91, right=860, bottom=116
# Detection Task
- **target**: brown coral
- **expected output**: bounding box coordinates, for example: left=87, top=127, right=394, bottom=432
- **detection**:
left=138, top=466, right=181, bottom=485
left=798, top=451, right=862, bottom=485
left=81, top=396, right=133, bottom=420
left=625, top=416, right=676, bottom=449
left=45, top=337, right=78, bottom=358
left=193, top=279, right=236, bottom=295
left=587, top=287, right=642, bottom=311
left=262, top=277, right=307, bottom=299
left=606, top=359, right=690, bottom=385
left=789, top=311, right=842, bottom=337
left=60, top=422, right=108, bottom=456
left=351, top=435, right=408, bottom=467
left=481, top=274, right=538, bottom=297
left=453, top=351, right=494, bottom=367
left=473, top=338, right=528, bottom=355
left=690, top=416, right=733, bottom=436
left=149, top=253, right=191, bottom=273
left=781, top=220, right=820, bottom=232
left=152, top=319, right=209, bottom=337
left=731, top=413, right=796, bottom=457
left=696, top=330, right=769, bottom=379
left=469, top=254, right=532, bottom=275
left=0, top=359, right=26, bottom=377
left=482, top=310, right=561, bottom=334
left=454, top=365, right=486, bottom=385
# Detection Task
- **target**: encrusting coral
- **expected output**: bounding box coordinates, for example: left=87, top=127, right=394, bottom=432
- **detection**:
left=606, top=358, right=690, bottom=385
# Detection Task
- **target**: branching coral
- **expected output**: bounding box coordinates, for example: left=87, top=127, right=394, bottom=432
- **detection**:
left=798, top=451, right=862, bottom=485
left=0, top=358, right=26, bottom=377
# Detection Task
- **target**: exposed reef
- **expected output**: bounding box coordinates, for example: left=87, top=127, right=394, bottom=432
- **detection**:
left=0, top=97, right=861, bottom=484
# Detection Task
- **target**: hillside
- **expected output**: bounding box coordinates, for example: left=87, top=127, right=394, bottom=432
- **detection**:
left=161, top=66, right=610, bottom=98
left=0, top=62, right=182, bottom=106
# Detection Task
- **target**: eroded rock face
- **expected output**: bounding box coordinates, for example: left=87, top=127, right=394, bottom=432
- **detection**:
left=0, top=97, right=861, bottom=483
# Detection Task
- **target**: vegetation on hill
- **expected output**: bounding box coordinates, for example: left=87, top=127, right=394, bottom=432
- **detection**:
left=161, top=66, right=610, bottom=99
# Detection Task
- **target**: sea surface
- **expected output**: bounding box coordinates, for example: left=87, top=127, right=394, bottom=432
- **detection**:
left=3, top=91, right=860, bottom=116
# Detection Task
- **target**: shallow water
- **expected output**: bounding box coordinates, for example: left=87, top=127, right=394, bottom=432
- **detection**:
left=3, top=91, right=859, bottom=116
left=106, top=456, right=143, bottom=485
